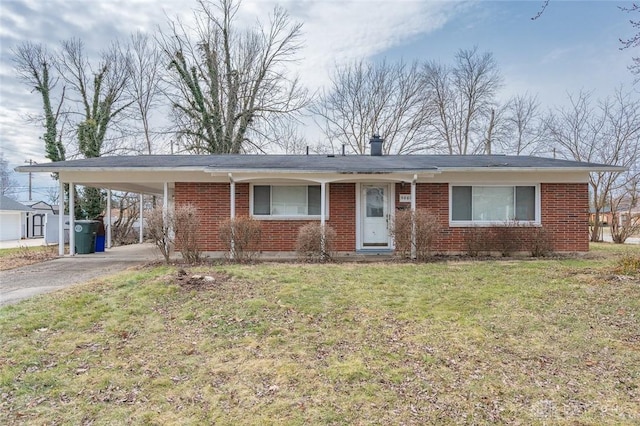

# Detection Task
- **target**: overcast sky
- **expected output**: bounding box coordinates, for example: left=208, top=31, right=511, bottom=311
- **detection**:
left=0, top=0, right=636, bottom=201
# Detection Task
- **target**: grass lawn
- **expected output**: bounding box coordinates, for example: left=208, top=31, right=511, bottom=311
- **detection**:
left=1, top=244, right=639, bottom=425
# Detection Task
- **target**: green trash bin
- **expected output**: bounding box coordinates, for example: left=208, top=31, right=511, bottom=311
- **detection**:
left=74, top=220, right=99, bottom=254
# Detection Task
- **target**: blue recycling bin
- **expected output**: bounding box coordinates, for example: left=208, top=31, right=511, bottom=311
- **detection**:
left=95, top=235, right=105, bottom=252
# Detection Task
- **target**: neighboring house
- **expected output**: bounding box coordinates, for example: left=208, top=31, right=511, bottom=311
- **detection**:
left=589, top=207, right=612, bottom=226
left=614, top=205, right=640, bottom=228
left=17, top=148, right=624, bottom=255
left=0, top=195, right=34, bottom=242
left=21, top=200, right=58, bottom=238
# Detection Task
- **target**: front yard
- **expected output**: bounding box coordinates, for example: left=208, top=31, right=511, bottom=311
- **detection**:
left=1, top=244, right=639, bottom=424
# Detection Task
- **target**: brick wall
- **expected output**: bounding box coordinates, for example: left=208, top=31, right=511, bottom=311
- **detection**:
left=392, top=182, right=589, bottom=253
left=175, top=181, right=590, bottom=254
left=328, top=183, right=356, bottom=251
left=540, top=183, right=590, bottom=252
left=175, top=182, right=356, bottom=252
left=174, top=182, right=230, bottom=251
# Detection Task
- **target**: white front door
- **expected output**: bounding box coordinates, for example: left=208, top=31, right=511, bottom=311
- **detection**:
left=361, top=184, right=390, bottom=248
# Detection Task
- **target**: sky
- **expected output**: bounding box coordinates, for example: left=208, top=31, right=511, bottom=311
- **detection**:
left=0, top=0, right=637, bottom=202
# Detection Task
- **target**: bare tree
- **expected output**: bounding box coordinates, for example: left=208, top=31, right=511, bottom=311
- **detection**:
left=545, top=89, right=640, bottom=242
left=125, top=31, right=166, bottom=155
left=533, top=2, right=639, bottom=80
left=58, top=38, right=133, bottom=159
left=620, top=3, right=640, bottom=78
left=313, top=59, right=433, bottom=155
left=269, top=120, right=308, bottom=154
left=111, top=192, right=140, bottom=245
left=423, top=47, right=503, bottom=154
left=13, top=42, right=67, bottom=164
left=56, top=39, right=133, bottom=218
left=158, top=0, right=308, bottom=154
left=499, top=93, right=546, bottom=155
left=609, top=174, right=640, bottom=243
left=0, top=154, right=19, bottom=199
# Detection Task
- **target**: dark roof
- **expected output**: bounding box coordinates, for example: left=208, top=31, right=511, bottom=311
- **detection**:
left=0, top=195, right=34, bottom=212
left=16, top=154, right=624, bottom=173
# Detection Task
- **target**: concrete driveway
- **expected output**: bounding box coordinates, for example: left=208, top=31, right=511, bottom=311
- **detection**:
left=0, top=243, right=160, bottom=307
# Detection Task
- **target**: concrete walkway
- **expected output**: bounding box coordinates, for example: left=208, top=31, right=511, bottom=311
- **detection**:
left=0, top=243, right=160, bottom=307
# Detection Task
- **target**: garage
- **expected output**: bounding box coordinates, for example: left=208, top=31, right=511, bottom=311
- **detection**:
left=0, top=196, right=33, bottom=242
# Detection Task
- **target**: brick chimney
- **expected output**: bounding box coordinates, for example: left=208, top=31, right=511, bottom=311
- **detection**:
left=369, top=134, right=383, bottom=156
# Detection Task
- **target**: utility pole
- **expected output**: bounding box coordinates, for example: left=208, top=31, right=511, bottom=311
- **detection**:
left=24, top=159, right=36, bottom=201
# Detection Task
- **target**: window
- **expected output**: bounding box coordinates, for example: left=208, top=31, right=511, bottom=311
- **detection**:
left=253, top=185, right=324, bottom=217
left=451, top=185, right=537, bottom=224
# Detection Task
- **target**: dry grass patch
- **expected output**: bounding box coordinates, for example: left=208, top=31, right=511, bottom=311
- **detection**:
left=1, top=244, right=639, bottom=424
left=0, top=245, right=58, bottom=271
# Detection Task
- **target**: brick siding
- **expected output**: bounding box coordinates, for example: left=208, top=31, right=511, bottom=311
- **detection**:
left=175, top=182, right=357, bottom=252
left=175, top=181, right=590, bottom=254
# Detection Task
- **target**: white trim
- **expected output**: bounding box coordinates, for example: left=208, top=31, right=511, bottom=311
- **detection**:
left=139, top=193, right=144, bottom=244
left=356, top=182, right=395, bottom=250
left=448, top=183, right=541, bottom=227
left=411, top=175, right=417, bottom=259
left=59, top=179, right=64, bottom=256
left=249, top=183, right=330, bottom=220
left=107, top=189, right=112, bottom=249
left=229, top=175, right=235, bottom=260
left=69, top=182, right=75, bottom=256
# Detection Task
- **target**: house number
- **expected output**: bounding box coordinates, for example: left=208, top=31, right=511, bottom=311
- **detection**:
left=399, top=194, right=411, bottom=203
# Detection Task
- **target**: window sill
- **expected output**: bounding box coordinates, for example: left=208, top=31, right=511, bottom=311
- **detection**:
left=449, top=221, right=541, bottom=227
left=252, top=215, right=328, bottom=221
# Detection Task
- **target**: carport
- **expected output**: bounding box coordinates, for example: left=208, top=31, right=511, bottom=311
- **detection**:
left=16, top=160, right=174, bottom=256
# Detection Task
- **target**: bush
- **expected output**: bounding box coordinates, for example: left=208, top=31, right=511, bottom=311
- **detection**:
left=146, top=204, right=202, bottom=264
left=146, top=206, right=172, bottom=263
left=528, top=226, right=553, bottom=257
left=490, top=220, right=523, bottom=257
left=390, top=210, right=412, bottom=258
left=296, top=223, right=337, bottom=262
left=614, top=253, right=640, bottom=275
left=464, top=227, right=489, bottom=257
left=219, top=216, right=262, bottom=262
left=174, top=204, right=201, bottom=264
left=390, top=209, right=440, bottom=260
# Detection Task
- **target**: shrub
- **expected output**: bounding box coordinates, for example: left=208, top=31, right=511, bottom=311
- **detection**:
left=219, top=216, right=262, bottom=262
left=490, top=220, right=524, bottom=257
left=528, top=226, right=553, bottom=257
left=145, top=206, right=172, bottom=263
left=390, top=209, right=440, bottom=260
left=174, top=204, right=201, bottom=264
left=296, top=223, right=337, bottom=262
left=390, top=210, right=413, bottom=258
left=614, top=253, right=640, bottom=275
left=146, top=204, right=202, bottom=264
left=464, top=227, right=489, bottom=257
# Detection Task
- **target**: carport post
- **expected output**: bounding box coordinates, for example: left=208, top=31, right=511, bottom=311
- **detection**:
left=69, top=182, right=75, bottom=256
left=106, top=189, right=112, bottom=249
left=139, top=193, right=144, bottom=244
left=229, top=173, right=235, bottom=260
left=411, top=174, right=417, bottom=259
left=320, top=181, right=326, bottom=255
left=58, top=179, right=64, bottom=255
left=163, top=182, right=170, bottom=257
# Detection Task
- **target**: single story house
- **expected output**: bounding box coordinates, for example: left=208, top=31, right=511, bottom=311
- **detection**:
left=0, top=195, right=34, bottom=242
left=17, top=147, right=623, bottom=256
